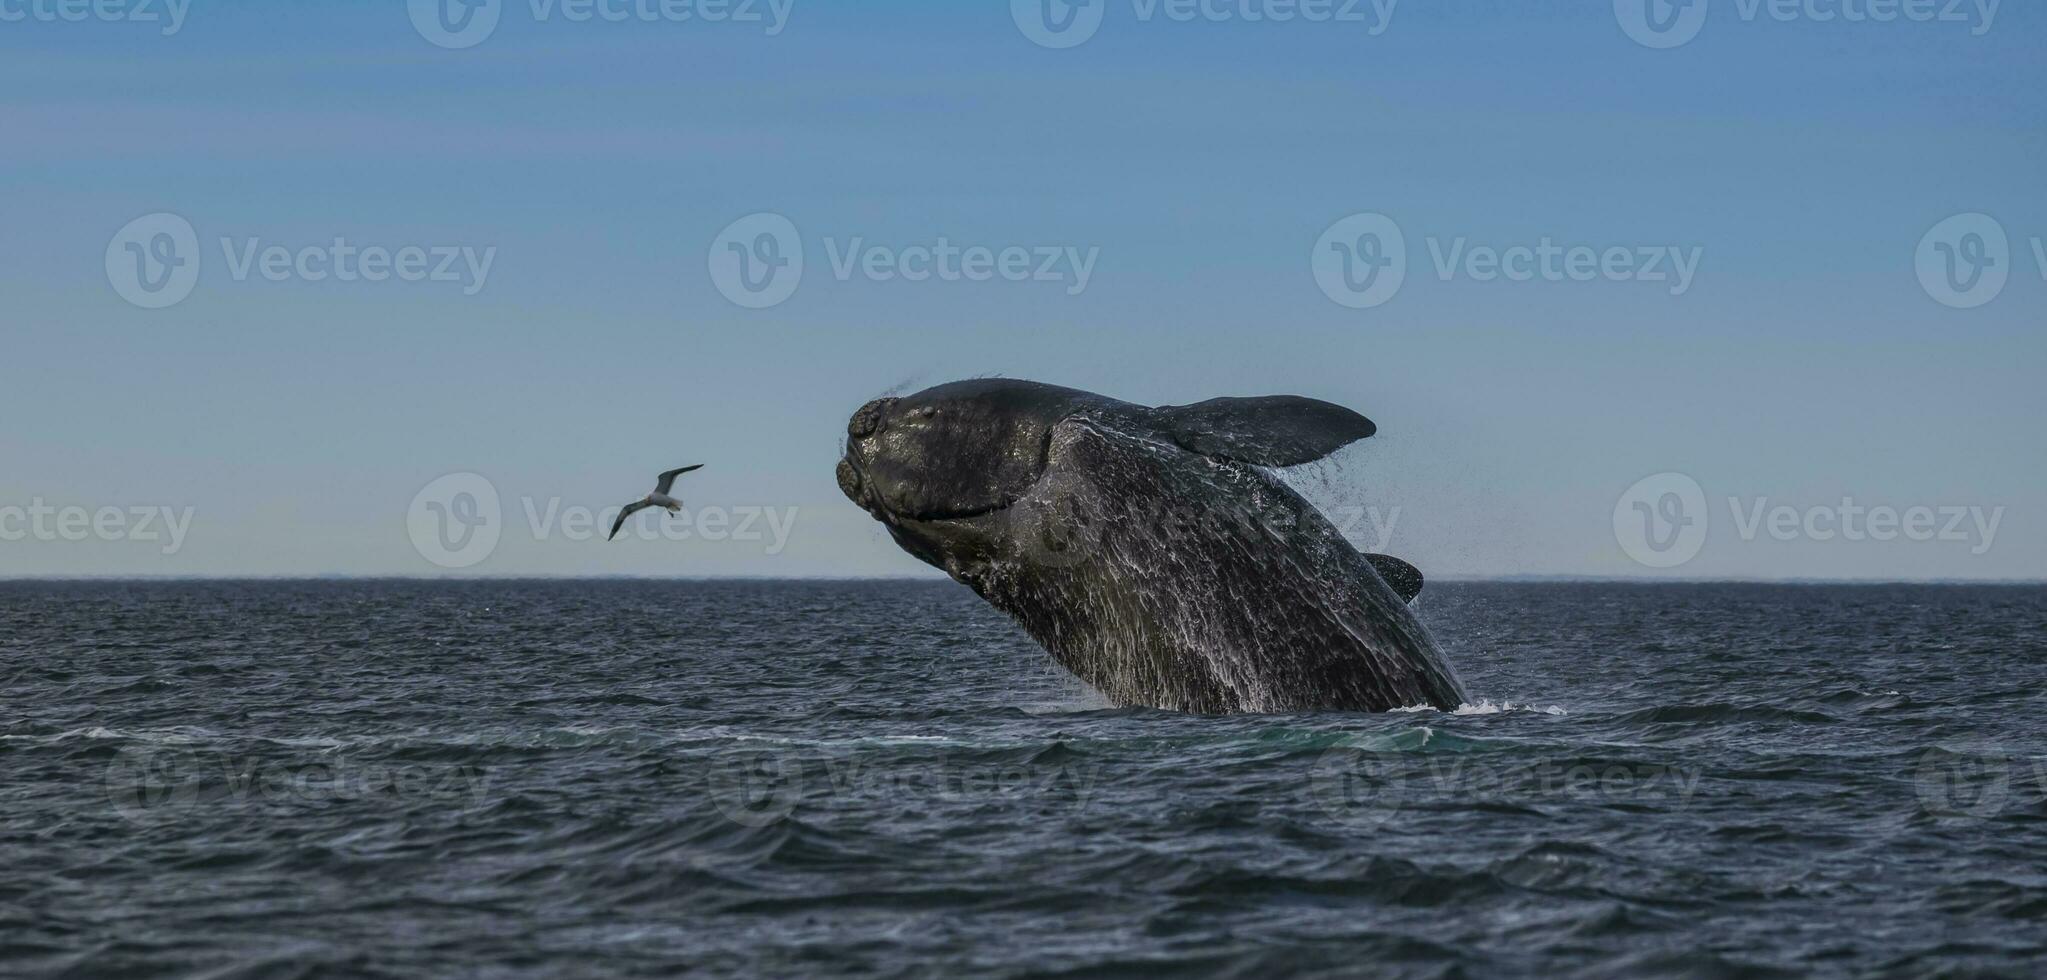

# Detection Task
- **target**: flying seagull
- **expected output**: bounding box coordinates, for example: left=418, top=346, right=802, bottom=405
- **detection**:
left=608, top=464, right=704, bottom=541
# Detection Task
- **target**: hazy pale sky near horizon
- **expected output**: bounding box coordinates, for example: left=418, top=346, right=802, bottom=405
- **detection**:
left=2, top=0, right=2042, bottom=580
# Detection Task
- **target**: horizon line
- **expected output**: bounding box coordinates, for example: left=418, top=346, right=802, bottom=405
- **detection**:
left=2, top=575, right=2042, bottom=586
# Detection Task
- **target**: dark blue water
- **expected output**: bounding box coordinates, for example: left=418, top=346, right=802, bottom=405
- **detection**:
left=3, top=581, right=2043, bottom=977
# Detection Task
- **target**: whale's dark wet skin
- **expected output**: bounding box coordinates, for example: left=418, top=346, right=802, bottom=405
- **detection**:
left=838, top=379, right=1466, bottom=713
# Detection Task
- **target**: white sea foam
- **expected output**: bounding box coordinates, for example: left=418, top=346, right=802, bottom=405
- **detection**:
left=1456, top=699, right=1568, bottom=716
left=1388, top=700, right=1568, bottom=716
left=0, top=726, right=219, bottom=744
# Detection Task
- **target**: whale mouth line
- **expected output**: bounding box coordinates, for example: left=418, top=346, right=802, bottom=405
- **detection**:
left=840, top=451, right=1014, bottom=525
left=899, top=499, right=1012, bottom=524
left=875, top=486, right=1014, bottom=525
left=835, top=446, right=1023, bottom=527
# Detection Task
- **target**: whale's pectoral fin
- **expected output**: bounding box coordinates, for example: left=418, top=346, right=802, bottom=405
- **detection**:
left=1153, top=396, right=1377, bottom=466
left=1365, top=554, right=1424, bottom=603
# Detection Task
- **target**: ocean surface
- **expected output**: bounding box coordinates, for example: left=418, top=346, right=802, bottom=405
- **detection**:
left=3, top=580, right=2043, bottom=978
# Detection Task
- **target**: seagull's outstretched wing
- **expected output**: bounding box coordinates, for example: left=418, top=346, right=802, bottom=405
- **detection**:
left=654, top=464, right=704, bottom=495
left=608, top=500, right=653, bottom=541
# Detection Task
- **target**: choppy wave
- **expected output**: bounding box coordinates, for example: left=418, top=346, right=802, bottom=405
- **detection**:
left=2, top=579, right=2043, bottom=978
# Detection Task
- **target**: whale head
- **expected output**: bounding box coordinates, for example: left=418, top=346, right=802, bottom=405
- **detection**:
left=836, top=378, right=1378, bottom=578
left=836, top=380, right=1102, bottom=573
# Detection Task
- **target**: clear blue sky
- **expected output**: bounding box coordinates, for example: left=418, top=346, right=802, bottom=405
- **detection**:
left=2, top=0, right=2041, bottom=579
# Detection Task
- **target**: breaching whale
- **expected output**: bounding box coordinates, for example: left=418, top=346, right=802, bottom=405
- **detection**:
left=836, top=379, right=1466, bottom=714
